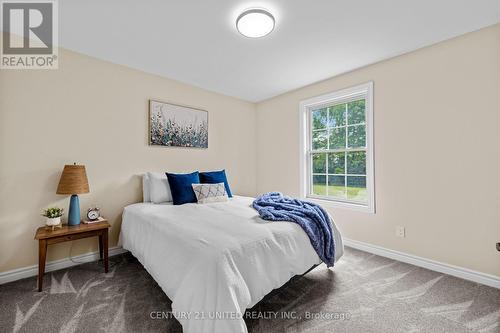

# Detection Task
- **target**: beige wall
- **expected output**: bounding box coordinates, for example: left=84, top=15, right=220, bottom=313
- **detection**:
left=0, top=49, right=257, bottom=272
left=256, top=23, right=500, bottom=277
left=1, top=24, right=499, bottom=279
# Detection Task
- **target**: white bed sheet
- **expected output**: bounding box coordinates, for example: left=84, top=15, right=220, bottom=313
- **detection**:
left=120, top=195, right=343, bottom=333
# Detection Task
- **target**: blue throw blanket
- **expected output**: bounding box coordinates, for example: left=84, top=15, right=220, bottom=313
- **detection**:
left=252, top=192, right=335, bottom=267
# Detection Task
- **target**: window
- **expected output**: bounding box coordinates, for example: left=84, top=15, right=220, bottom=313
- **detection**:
left=300, top=82, right=374, bottom=213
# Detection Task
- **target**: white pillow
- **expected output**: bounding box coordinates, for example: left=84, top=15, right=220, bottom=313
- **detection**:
left=147, top=172, right=173, bottom=203
left=192, top=183, right=228, bottom=204
left=142, top=174, right=151, bottom=202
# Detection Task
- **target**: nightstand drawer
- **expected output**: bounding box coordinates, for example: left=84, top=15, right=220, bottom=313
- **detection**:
left=46, top=230, right=106, bottom=245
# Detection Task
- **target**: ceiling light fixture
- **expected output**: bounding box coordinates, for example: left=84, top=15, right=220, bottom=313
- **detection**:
left=236, top=9, right=275, bottom=38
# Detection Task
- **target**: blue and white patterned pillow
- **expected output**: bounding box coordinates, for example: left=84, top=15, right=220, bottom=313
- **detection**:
left=191, top=183, right=228, bottom=204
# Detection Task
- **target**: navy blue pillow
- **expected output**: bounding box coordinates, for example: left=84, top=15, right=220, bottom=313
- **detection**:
left=199, top=170, right=232, bottom=198
left=166, top=171, right=200, bottom=205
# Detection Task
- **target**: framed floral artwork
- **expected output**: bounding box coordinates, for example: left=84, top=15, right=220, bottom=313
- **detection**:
left=149, top=100, right=208, bottom=148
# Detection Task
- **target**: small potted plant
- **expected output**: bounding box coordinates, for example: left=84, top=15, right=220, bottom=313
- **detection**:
left=42, top=207, right=64, bottom=229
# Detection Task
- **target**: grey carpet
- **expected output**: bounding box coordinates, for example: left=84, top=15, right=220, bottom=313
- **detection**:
left=1, top=247, right=499, bottom=333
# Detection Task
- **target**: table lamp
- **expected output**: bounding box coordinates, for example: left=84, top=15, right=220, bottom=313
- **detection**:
left=56, top=164, right=90, bottom=226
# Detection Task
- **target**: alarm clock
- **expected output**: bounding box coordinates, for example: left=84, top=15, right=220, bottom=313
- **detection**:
left=86, top=207, right=100, bottom=221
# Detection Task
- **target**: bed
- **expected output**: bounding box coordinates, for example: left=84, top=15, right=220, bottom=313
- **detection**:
left=120, top=195, right=343, bottom=333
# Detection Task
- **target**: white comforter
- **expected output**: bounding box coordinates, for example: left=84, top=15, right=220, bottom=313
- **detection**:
left=120, top=196, right=343, bottom=333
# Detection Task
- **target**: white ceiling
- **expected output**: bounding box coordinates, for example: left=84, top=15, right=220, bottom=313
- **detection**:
left=60, top=0, right=500, bottom=102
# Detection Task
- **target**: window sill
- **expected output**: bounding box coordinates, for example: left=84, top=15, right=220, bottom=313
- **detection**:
left=305, top=196, right=375, bottom=214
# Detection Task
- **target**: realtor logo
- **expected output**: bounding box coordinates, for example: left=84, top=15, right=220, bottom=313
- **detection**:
left=1, top=0, right=58, bottom=69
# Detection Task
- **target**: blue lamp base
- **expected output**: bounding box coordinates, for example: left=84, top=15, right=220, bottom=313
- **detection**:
left=68, top=194, right=81, bottom=226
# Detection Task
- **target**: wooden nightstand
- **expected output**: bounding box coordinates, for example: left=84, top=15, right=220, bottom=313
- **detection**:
left=34, top=220, right=110, bottom=292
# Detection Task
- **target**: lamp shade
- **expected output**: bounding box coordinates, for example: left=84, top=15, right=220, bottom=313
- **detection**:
left=56, top=164, right=90, bottom=195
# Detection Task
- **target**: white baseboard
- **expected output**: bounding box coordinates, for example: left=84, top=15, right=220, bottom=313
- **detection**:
left=2, top=240, right=498, bottom=289
left=343, top=238, right=500, bottom=289
left=0, top=246, right=127, bottom=285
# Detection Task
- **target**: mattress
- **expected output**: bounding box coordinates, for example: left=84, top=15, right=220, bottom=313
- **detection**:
left=120, top=195, right=343, bottom=333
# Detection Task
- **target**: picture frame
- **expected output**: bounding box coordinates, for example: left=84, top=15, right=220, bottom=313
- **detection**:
left=149, top=100, right=208, bottom=148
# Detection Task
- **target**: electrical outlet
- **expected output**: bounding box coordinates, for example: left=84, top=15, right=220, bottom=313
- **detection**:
left=395, top=226, right=405, bottom=238
left=496, top=243, right=500, bottom=252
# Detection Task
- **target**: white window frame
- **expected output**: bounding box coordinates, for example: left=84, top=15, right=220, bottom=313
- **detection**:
left=299, top=81, right=375, bottom=213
